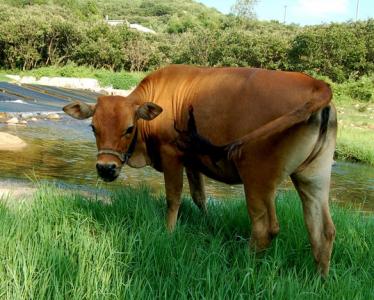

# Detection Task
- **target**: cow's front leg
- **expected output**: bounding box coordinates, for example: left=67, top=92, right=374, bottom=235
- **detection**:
left=162, top=154, right=184, bottom=231
left=186, top=167, right=207, bottom=212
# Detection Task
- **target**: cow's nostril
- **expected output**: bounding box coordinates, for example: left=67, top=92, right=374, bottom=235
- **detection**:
left=108, top=163, right=116, bottom=170
left=96, top=163, right=117, bottom=173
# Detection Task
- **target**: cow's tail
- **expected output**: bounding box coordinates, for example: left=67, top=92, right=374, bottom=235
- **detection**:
left=226, top=80, right=332, bottom=160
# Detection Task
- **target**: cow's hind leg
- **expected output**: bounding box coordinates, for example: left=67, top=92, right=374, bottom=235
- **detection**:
left=242, top=181, right=280, bottom=252
left=291, top=154, right=336, bottom=276
left=186, top=167, right=207, bottom=212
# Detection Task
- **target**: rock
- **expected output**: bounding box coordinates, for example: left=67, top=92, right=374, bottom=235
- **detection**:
left=0, top=132, right=27, bottom=151
left=5, top=75, right=20, bottom=81
left=19, top=120, right=27, bottom=124
left=30, top=117, right=38, bottom=122
left=17, top=76, right=101, bottom=90
left=6, top=117, right=19, bottom=124
left=18, top=76, right=37, bottom=84
left=0, top=112, right=8, bottom=119
left=47, top=113, right=60, bottom=120
left=11, top=75, right=135, bottom=95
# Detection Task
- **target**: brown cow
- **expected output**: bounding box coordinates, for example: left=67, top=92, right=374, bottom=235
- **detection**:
left=63, top=65, right=337, bottom=276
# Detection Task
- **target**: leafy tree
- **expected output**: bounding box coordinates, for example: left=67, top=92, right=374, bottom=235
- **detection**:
left=43, top=20, right=83, bottom=65
left=230, top=0, right=259, bottom=19
left=74, top=24, right=131, bottom=70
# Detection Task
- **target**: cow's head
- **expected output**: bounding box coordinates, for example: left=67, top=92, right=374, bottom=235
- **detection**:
left=63, top=96, right=162, bottom=182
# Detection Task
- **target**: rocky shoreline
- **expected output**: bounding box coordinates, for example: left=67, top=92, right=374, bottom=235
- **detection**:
left=0, top=111, right=63, bottom=151
left=5, top=75, right=134, bottom=97
left=0, top=111, right=61, bottom=125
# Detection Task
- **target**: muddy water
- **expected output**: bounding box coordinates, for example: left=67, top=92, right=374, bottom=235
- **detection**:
left=0, top=116, right=373, bottom=212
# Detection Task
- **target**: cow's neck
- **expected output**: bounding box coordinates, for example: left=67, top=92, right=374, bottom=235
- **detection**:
left=126, top=84, right=154, bottom=168
left=126, top=122, right=151, bottom=168
left=127, top=76, right=156, bottom=105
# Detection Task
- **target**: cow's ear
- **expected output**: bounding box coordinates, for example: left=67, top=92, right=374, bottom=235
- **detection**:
left=136, top=102, right=163, bottom=120
left=63, top=101, right=95, bottom=120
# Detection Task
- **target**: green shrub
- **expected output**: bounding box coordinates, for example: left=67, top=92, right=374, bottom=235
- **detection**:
left=73, top=24, right=131, bottom=70
left=94, top=70, right=145, bottom=89
left=333, top=75, right=374, bottom=103
left=347, top=78, right=373, bottom=102
left=289, top=23, right=369, bottom=82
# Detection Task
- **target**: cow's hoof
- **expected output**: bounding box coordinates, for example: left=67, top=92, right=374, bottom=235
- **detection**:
left=249, top=237, right=271, bottom=254
left=316, top=258, right=331, bottom=278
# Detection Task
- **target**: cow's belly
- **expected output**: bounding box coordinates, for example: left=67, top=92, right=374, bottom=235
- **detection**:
left=182, top=154, right=242, bottom=184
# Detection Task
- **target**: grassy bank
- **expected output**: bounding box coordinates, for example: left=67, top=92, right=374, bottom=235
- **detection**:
left=337, top=126, right=374, bottom=164
left=1, top=65, right=146, bottom=90
left=0, top=186, right=373, bottom=299
left=0, top=70, right=11, bottom=82
left=336, top=103, right=374, bottom=166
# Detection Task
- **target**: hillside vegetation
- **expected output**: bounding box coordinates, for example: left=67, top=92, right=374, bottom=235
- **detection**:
left=1, top=0, right=223, bottom=33
left=0, top=0, right=373, bottom=91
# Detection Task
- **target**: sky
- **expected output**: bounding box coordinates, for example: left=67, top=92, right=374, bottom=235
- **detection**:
left=199, top=0, right=374, bottom=25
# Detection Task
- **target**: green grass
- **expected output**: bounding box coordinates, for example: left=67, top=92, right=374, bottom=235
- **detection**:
left=335, top=104, right=374, bottom=166
left=312, top=73, right=374, bottom=104
left=336, top=126, right=374, bottom=165
left=4, top=64, right=146, bottom=90
left=0, top=70, right=12, bottom=82
left=0, top=185, right=373, bottom=299
left=332, top=75, right=374, bottom=104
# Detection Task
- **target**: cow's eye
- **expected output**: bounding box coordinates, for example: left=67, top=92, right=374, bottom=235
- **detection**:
left=123, top=126, right=134, bottom=137
left=90, top=124, right=97, bottom=134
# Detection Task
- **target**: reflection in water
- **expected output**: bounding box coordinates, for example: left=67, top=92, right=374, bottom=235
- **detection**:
left=0, top=116, right=373, bottom=212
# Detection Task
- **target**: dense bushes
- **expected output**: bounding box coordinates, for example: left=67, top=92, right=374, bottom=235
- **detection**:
left=170, top=21, right=373, bottom=83
left=0, top=2, right=373, bottom=84
left=171, top=28, right=291, bottom=69
left=0, top=4, right=84, bottom=70
left=289, top=23, right=372, bottom=82
left=332, top=75, right=374, bottom=103
left=73, top=24, right=131, bottom=70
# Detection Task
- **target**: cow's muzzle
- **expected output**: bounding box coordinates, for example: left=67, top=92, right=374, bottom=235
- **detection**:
left=96, top=162, right=120, bottom=182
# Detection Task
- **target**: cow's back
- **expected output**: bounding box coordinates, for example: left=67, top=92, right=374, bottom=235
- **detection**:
left=131, top=65, right=327, bottom=146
